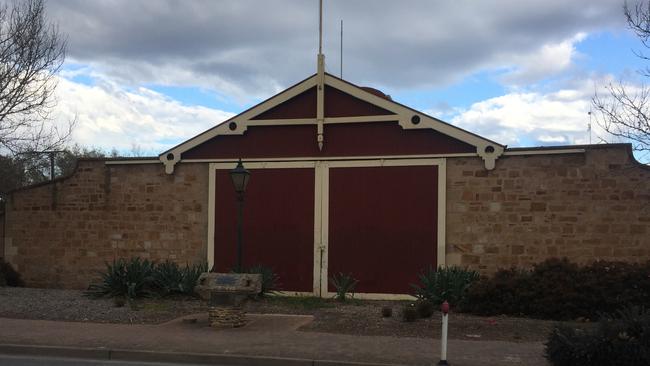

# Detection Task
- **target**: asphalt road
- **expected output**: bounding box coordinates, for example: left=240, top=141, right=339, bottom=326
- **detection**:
left=0, top=355, right=227, bottom=366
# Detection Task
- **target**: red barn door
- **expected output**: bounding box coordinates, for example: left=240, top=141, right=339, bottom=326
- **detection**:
left=327, top=163, right=439, bottom=295
left=212, top=159, right=442, bottom=296
left=213, top=165, right=315, bottom=292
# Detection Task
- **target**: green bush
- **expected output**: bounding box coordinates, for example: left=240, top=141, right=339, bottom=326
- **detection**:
left=86, top=258, right=155, bottom=299
left=152, top=260, right=207, bottom=296
left=462, top=258, right=650, bottom=320
left=330, top=272, right=359, bottom=302
left=577, top=261, right=650, bottom=316
left=411, top=266, right=479, bottom=306
left=545, top=306, right=650, bottom=366
left=0, top=259, right=24, bottom=287
left=459, top=267, right=531, bottom=316
left=416, top=300, right=435, bottom=318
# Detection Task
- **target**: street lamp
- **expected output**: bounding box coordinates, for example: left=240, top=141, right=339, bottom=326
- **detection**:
left=230, top=159, right=250, bottom=273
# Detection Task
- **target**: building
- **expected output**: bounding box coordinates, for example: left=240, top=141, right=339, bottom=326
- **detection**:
left=2, top=70, right=649, bottom=298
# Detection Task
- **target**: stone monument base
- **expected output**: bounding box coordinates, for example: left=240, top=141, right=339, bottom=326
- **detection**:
left=208, top=306, right=246, bottom=328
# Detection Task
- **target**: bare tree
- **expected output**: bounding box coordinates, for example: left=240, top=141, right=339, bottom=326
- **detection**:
left=592, top=1, right=650, bottom=153
left=0, top=0, right=68, bottom=154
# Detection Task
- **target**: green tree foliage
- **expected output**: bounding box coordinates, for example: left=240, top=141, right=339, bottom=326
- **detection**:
left=0, top=144, right=114, bottom=203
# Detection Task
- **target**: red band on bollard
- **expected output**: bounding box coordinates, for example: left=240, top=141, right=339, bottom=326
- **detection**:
left=441, top=301, right=450, bottom=315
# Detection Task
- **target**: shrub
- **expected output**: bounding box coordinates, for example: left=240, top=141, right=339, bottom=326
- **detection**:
left=463, top=258, right=650, bottom=321
left=86, top=257, right=155, bottom=299
left=460, top=267, right=531, bottom=316
left=416, top=300, right=435, bottom=318
left=0, top=259, right=24, bottom=287
left=152, top=260, right=207, bottom=296
left=545, top=306, right=650, bottom=366
left=411, top=266, right=479, bottom=307
left=577, top=261, right=650, bottom=316
left=402, top=303, right=418, bottom=322
left=244, top=265, right=280, bottom=297
left=330, top=272, right=359, bottom=302
left=381, top=306, right=392, bottom=318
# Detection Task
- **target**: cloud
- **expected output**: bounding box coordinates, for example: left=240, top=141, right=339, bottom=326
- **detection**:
left=449, top=78, right=605, bottom=147
left=40, top=1, right=641, bottom=156
left=53, top=76, right=234, bottom=154
left=500, top=33, right=587, bottom=86
left=45, top=0, right=625, bottom=100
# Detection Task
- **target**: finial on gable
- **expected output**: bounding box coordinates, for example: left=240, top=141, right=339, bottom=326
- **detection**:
left=316, top=0, right=325, bottom=151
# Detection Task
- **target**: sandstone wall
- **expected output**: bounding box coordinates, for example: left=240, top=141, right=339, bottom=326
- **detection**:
left=4, top=144, right=649, bottom=288
left=4, top=161, right=208, bottom=288
left=446, top=145, right=650, bottom=274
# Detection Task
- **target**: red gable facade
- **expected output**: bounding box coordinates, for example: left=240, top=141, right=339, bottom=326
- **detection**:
left=158, top=73, right=505, bottom=297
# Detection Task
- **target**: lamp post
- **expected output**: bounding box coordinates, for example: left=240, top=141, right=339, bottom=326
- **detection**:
left=229, top=159, right=250, bottom=273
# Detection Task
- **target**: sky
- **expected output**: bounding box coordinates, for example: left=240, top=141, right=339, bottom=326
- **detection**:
left=43, top=0, right=650, bottom=160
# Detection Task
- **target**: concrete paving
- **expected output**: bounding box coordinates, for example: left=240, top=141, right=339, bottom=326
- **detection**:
left=0, top=313, right=549, bottom=366
left=0, top=354, right=226, bottom=366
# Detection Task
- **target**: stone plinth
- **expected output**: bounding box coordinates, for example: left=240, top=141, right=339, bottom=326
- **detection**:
left=196, top=273, right=262, bottom=328
left=208, top=306, right=246, bottom=328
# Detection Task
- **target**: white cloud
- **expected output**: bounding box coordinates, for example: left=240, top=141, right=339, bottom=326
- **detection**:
left=45, top=0, right=625, bottom=98
left=450, top=79, right=606, bottom=147
left=538, top=135, right=570, bottom=143
left=53, top=76, right=234, bottom=154
left=500, top=33, right=587, bottom=86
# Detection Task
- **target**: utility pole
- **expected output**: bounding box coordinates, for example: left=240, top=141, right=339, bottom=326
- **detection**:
left=587, top=106, right=592, bottom=145
left=17, top=150, right=64, bottom=181
left=16, top=150, right=65, bottom=209
left=340, top=19, right=343, bottom=78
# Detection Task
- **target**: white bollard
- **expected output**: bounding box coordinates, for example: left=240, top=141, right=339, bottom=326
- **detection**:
left=438, top=300, right=450, bottom=366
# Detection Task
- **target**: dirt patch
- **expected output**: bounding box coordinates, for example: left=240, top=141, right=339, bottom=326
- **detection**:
left=0, top=288, right=594, bottom=341
left=247, top=297, right=594, bottom=342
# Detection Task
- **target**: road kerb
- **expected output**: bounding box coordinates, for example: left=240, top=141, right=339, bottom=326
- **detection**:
left=0, top=344, right=110, bottom=360
left=0, top=343, right=410, bottom=366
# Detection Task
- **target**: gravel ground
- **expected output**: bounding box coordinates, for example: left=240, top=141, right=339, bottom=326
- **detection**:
left=0, top=287, right=593, bottom=341
left=0, top=287, right=206, bottom=324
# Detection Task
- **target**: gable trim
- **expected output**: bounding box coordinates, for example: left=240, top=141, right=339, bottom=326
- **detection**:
left=160, top=74, right=318, bottom=173
left=323, top=75, right=504, bottom=169
left=160, top=73, right=505, bottom=173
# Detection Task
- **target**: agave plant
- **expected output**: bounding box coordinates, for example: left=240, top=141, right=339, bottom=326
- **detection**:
left=330, top=272, right=359, bottom=302
left=245, top=265, right=280, bottom=297
left=85, top=257, right=155, bottom=299
left=152, top=260, right=207, bottom=296
left=181, top=261, right=209, bottom=295
left=411, top=266, right=480, bottom=306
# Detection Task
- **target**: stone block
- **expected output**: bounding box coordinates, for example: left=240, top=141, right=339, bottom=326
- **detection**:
left=511, top=245, right=525, bottom=255
left=195, top=273, right=263, bottom=301
left=489, top=202, right=501, bottom=212
left=594, top=247, right=613, bottom=257
left=461, top=254, right=480, bottom=265
left=208, top=306, right=247, bottom=328
left=530, top=202, right=547, bottom=212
